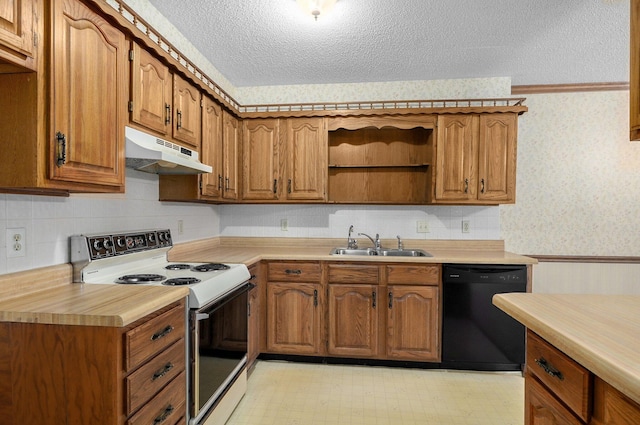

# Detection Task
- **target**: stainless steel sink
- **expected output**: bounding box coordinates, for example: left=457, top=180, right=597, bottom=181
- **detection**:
left=378, top=248, right=432, bottom=257
left=330, top=248, right=378, bottom=256
left=330, top=247, right=431, bottom=257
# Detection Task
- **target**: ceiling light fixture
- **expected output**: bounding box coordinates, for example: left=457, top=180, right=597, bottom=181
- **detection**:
left=296, top=0, right=338, bottom=21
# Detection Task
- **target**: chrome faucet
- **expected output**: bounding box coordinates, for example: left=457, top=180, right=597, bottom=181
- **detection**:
left=358, top=232, right=381, bottom=250
left=397, top=235, right=404, bottom=250
left=347, top=225, right=358, bottom=249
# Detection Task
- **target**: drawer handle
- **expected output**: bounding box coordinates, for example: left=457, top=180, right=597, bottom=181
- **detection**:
left=153, top=405, right=174, bottom=424
left=152, top=362, right=174, bottom=381
left=535, top=357, right=564, bottom=381
left=151, top=325, right=174, bottom=341
left=285, top=269, right=302, bottom=275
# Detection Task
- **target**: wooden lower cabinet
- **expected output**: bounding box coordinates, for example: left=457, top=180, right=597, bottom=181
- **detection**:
left=264, top=261, right=441, bottom=363
left=386, top=285, right=440, bottom=361
left=328, top=283, right=379, bottom=357
left=524, top=330, right=640, bottom=425
left=0, top=300, right=187, bottom=425
left=266, top=281, right=323, bottom=355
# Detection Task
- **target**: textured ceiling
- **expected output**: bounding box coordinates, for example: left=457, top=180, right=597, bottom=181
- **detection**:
left=145, top=0, right=629, bottom=87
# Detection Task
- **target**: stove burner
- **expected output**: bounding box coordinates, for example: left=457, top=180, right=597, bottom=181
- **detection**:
left=163, top=277, right=202, bottom=286
left=165, top=264, right=192, bottom=270
left=192, top=263, right=230, bottom=272
left=116, top=274, right=166, bottom=284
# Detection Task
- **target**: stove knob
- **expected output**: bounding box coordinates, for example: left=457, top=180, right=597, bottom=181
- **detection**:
left=93, top=239, right=103, bottom=251
left=148, top=233, right=156, bottom=243
left=163, top=231, right=172, bottom=243
left=103, top=238, right=113, bottom=249
left=115, top=237, right=126, bottom=248
left=158, top=232, right=165, bottom=242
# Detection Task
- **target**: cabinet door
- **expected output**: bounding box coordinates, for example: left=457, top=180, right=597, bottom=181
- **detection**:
left=222, top=111, right=240, bottom=200
left=130, top=43, right=172, bottom=136
left=328, top=284, right=378, bottom=357
left=386, top=285, right=439, bottom=361
left=266, top=282, right=322, bottom=355
left=242, top=119, right=280, bottom=200
left=434, top=115, right=478, bottom=202
left=285, top=117, right=327, bottom=200
left=477, top=114, right=517, bottom=202
left=201, top=97, right=223, bottom=198
left=0, top=0, right=34, bottom=62
left=50, top=0, right=126, bottom=188
left=173, top=74, right=201, bottom=149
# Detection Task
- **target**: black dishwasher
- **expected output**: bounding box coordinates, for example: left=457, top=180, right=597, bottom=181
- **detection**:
left=441, top=264, right=526, bottom=371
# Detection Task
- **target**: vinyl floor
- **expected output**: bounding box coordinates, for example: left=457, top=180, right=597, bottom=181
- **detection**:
left=226, top=360, right=524, bottom=425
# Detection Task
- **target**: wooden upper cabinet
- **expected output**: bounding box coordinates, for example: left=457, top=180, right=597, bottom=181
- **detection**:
left=285, top=117, right=327, bottom=200
left=435, top=115, right=477, bottom=202
left=241, top=117, right=327, bottom=202
left=172, top=73, right=201, bottom=149
left=0, top=0, right=35, bottom=68
left=130, top=43, right=172, bottom=136
left=222, top=110, right=240, bottom=200
left=201, top=96, right=223, bottom=198
left=434, top=113, right=516, bottom=204
left=631, top=0, right=640, bottom=141
left=477, top=114, right=517, bottom=202
left=242, top=118, right=280, bottom=200
left=50, top=0, right=126, bottom=189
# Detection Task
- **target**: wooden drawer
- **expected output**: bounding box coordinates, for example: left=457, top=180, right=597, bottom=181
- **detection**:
left=525, top=373, right=583, bottom=425
left=125, top=302, right=185, bottom=371
left=125, top=339, right=186, bottom=415
left=268, top=262, right=321, bottom=282
left=386, top=264, right=440, bottom=285
left=127, top=370, right=186, bottom=425
left=526, top=331, right=592, bottom=422
left=328, top=264, right=379, bottom=284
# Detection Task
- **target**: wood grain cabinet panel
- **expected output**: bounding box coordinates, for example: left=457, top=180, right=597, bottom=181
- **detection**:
left=242, top=117, right=327, bottom=202
left=200, top=96, right=223, bottom=198
left=49, top=0, right=127, bottom=189
left=266, top=282, right=323, bottom=355
left=434, top=113, right=517, bottom=204
left=592, top=378, right=640, bottom=424
left=328, top=283, right=379, bottom=357
left=0, top=0, right=34, bottom=68
left=386, top=285, right=440, bottom=361
left=222, top=110, right=240, bottom=200
left=525, top=373, right=584, bottom=425
left=172, top=73, right=201, bottom=148
left=130, top=43, right=172, bottom=136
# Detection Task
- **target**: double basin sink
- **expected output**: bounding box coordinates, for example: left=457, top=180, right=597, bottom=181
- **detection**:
left=330, top=247, right=432, bottom=257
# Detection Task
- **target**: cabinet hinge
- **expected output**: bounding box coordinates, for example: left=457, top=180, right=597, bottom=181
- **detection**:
left=128, top=101, right=133, bottom=112
left=129, top=49, right=134, bottom=61
left=199, top=179, right=203, bottom=190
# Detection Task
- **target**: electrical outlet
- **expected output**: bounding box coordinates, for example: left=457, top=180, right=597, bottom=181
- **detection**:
left=177, top=220, right=184, bottom=235
left=6, top=228, right=26, bottom=258
left=416, top=220, right=429, bottom=233
left=281, top=218, right=288, bottom=231
left=462, top=220, right=470, bottom=233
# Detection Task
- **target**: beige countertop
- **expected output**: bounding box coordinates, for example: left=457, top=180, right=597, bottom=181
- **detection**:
left=0, top=238, right=533, bottom=328
left=493, top=293, right=640, bottom=406
left=0, top=264, right=188, bottom=327
left=168, top=237, right=537, bottom=266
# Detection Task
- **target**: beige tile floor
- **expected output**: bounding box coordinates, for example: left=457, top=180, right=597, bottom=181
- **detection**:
left=226, top=360, right=524, bottom=425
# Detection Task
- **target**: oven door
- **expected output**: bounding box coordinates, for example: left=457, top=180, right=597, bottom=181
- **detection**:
left=190, top=281, right=253, bottom=424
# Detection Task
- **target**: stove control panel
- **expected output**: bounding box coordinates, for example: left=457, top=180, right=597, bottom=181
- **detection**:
left=80, top=229, right=173, bottom=260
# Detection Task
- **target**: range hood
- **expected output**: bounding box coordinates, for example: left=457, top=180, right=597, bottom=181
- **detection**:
left=125, top=126, right=212, bottom=174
